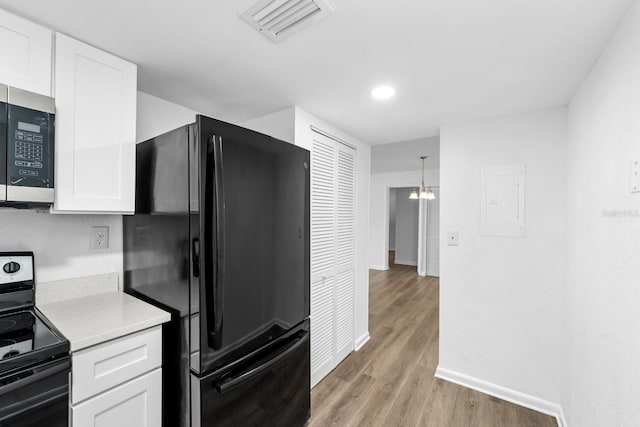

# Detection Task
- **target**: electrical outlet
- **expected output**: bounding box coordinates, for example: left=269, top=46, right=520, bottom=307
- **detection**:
left=91, top=226, right=110, bottom=249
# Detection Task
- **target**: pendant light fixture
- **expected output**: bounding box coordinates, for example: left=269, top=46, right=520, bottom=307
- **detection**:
left=410, top=156, right=436, bottom=200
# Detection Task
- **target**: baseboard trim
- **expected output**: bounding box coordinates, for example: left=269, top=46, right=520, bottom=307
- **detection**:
left=354, top=332, right=370, bottom=351
left=369, top=264, right=389, bottom=271
left=394, top=259, right=418, bottom=266
left=311, top=358, right=337, bottom=389
left=435, top=366, right=566, bottom=427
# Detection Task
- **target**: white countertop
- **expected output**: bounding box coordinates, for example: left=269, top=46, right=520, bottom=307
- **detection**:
left=38, top=291, right=171, bottom=352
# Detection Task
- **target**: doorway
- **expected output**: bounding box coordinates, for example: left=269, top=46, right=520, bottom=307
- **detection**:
left=388, top=187, right=419, bottom=268
left=387, top=186, right=440, bottom=276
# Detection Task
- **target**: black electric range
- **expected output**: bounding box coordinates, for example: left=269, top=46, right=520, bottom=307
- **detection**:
left=0, top=252, right=70, bottom=427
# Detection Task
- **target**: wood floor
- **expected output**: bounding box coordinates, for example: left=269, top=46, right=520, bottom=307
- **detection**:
left=307, top=262, right=557, bottom=427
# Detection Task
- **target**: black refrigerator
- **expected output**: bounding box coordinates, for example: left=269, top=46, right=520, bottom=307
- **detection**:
left=123, top=115, right=310, bottom=427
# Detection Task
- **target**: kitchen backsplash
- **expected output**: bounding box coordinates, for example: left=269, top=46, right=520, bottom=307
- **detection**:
left=0, top=209, right=123, bottom=283
left=36, top=272, right=119, bottom=305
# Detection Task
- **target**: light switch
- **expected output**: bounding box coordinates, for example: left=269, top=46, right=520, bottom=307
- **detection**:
left=447, top=231, right=459, bottom=246
left=630, top=160, right=640, bottom=193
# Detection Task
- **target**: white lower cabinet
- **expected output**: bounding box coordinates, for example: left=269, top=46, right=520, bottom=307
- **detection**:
left=70, top=326, right=162, bottom=427
left=72, top=369, right=161, bottom=427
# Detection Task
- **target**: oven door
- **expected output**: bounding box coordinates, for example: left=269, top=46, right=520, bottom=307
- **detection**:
left=0, top=356, right=70, bottom=427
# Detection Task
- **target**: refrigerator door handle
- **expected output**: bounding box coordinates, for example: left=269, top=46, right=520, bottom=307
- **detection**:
left=205, top=135, right=225, bottom=350
left=192, top=237, right=200, bottom=277
left=214, top=332, right=309, bottom=394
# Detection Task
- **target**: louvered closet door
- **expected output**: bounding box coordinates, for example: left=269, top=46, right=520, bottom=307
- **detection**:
left=310, top=135, right=337, bottom=385
left=334, top=144, right=355, bottom=361
left=310, top=132, right=356, bottom=387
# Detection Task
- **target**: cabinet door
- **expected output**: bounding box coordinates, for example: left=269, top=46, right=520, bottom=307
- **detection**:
left=0, top=9, right=52, bottom=96
left=310, top=134, right=336, bottom=386
left=53, top=33, right=137, bottom=213
left=72, top=368, right=161, bottom=427
left=334, top=144, right=355, bottom=361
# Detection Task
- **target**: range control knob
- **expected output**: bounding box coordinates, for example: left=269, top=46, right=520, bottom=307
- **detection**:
left=3, top=262, right=21, bottom=274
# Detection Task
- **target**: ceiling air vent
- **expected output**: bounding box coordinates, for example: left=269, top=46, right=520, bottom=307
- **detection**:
left=239, top=0, right=334, bottom=42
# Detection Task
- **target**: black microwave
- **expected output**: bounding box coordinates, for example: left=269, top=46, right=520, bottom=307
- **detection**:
left=0, top=84, right=55, bottom=206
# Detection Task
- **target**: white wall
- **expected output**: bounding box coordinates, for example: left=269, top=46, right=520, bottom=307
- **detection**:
left=241, top=107, right=296, bottom=144
left=389, top=189, right=397, bottom=250
left=371, top=136, right=440, bottom=173
left=564, top=3, right=640, bottom=425
left=369, top=169, right=439, bottom=270
left=394, top=188, right=419, bottom=266
left=137, top=91, right=197, bottom=143
left=438, top=108, right=566, bottom=412
left=0, top=210, right=123, bottom=283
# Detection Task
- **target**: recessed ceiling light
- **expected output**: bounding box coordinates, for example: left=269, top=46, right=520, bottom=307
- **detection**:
left=371, top=85, right=396, bottom=100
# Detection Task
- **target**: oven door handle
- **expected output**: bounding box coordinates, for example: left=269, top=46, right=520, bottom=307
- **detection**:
left=0, top=357, right=69, bottom=421
left=0, top=357, right=69, bottom=394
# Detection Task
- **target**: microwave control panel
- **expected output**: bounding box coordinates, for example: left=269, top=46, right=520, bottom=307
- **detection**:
left=7, top=105, right=54, bottom=189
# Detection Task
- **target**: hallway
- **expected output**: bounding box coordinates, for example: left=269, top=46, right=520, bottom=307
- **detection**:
left=307, top=265, right=557, bottom=426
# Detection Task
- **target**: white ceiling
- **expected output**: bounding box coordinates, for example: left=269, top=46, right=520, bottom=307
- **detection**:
left=0, top=0, right=632, bottom=145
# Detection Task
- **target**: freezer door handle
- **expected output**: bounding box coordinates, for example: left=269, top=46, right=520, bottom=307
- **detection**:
left=215, top=331, right=309, bottom=395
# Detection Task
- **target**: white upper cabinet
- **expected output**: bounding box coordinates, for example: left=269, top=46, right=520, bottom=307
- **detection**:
left=0, top=8, right=52, bottom=96
left=53, top=33, right=137, bottom=213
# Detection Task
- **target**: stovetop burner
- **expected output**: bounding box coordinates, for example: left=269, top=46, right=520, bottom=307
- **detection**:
left=0, top=311, right=34, bottom=334
left=0, top=310, right=68, bottom=376
left=0, top=312, right=35, bottom=360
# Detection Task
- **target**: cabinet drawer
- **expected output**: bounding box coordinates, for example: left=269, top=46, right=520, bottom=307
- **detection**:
left=72, top=326, right=161, bottom=404
left=72, top=368, right=161, bottom=427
